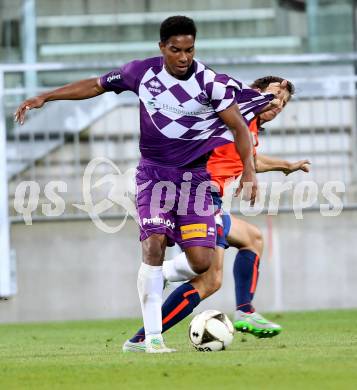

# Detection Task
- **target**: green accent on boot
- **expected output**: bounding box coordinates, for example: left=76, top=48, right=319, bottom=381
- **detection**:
left=234, top=312, right=282, bottom=339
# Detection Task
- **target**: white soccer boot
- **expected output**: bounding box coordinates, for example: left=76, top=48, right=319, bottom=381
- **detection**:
left=145, top=334, right=176, bottom=353
left=122, top=339, right=146, bottom=353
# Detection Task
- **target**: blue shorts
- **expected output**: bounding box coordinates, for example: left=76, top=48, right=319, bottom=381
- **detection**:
left=212, top=191, right=231, bottom=249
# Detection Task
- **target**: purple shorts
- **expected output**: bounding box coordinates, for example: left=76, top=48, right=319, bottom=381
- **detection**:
left=136, top=160, right=216, bottom=249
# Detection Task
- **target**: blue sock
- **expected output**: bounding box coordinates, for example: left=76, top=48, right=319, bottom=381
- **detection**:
left=130, top=282, right=201, bottom=343
left=233, top=249, right=260, bottom=313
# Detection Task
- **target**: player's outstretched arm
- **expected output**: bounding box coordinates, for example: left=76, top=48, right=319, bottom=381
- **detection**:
left=256, top=154, right=310, bottom=175
left=218, top=104, right=257, bottom=205
left=14, top=77, right=105, bottom=125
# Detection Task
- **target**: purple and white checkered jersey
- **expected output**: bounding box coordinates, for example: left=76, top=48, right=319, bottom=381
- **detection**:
left=100, top=56, right=273, bottom=167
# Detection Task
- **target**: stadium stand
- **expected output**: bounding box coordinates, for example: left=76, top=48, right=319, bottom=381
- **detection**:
left=1, top=0, right=356, bottom=214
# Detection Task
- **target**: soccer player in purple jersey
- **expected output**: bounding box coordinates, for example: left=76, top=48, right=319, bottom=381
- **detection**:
left=124, top=77, right=309, bottom=352
left=15, top=16, right=278, bottom=353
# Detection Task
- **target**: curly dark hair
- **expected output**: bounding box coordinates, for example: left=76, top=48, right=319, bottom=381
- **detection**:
left=251, top=76, right=295, bottom=95
left=160, top=16, right=197, bottom=43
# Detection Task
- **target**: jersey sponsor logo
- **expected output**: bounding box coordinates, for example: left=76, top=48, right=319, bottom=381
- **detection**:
left=143, top=77, right=166, bottom=96
left=208, top=226, right=216, bottom=236
left=107, top=74, right=121, bottom=83
left=161, top=103, right=212, bottom=116
left=148, top=79, right=163, bottom=94
left=143, top=99, right=213, bottom=116
left=142, top=216, right=175, bottom=229
left=147, top=99, right=156, bottom=108
left=180, top=223, right=207, bottom=240
left=149, top=80, right=161, bottom=89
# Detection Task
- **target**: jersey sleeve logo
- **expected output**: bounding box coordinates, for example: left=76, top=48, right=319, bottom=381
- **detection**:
left=106, top=74, right=121, bottom=83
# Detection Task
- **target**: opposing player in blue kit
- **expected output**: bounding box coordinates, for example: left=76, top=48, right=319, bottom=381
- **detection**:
left=15, top=16, right=278, bottom=353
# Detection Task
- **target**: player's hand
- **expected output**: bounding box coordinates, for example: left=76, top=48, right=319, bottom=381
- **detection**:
left=263, top=79, right=289, bottom=111
left=236, top=168, right=258, bottom=206
left=14, top=96, right=46, bottom=125
left=283, top=160, right=311, bottom=176
left=269, top=79, right=288, bottom=98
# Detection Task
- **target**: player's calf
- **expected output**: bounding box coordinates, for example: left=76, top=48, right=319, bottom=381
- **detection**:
left=190, top=246, right=224, bottom=299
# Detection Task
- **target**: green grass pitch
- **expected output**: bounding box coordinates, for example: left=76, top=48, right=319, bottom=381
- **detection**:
left=1, top=309, right=357, bottom=390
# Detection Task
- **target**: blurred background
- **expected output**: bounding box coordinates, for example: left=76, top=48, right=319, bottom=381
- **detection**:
left=1, top=0, right=357, bottom=323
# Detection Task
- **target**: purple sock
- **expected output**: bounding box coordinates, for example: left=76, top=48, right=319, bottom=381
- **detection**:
left=130, top=282, right=201, bottom=343
left=233, top=249, right=260, bottom=313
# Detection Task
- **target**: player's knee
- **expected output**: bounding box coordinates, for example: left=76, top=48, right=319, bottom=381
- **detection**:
left=185, top=247, right=214, bottom=274
left=245, top=227, right=263, bottom=257
left=252, top=229, right=263, bottom=256
left=189, top=254, right=212, bottom=274
left=142, top=236, right=165, bottom=265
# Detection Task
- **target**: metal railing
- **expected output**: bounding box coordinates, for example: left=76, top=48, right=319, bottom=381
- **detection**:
left=1, top=54, right=357, bottom=296
left=1, top=55, right=357, bottom=224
